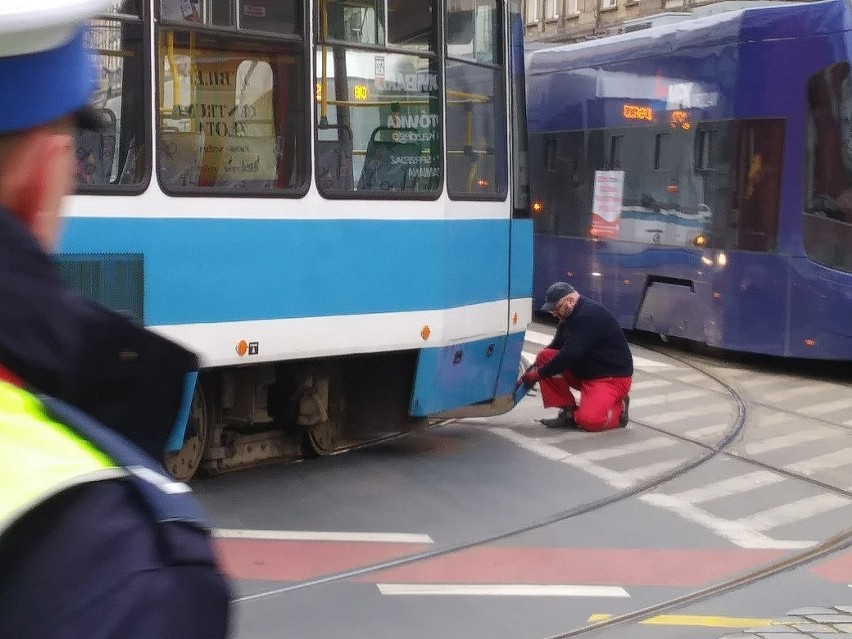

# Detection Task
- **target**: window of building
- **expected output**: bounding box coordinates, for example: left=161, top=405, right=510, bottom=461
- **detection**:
left=77, top=5, right=147, bottom=190
left=600, top=0, right=616, bottom=9
left=804, top=62, right=852, bottom=272
left=544, top=0, right=558, bottom=20
left=525, top=0, right=539, bottom=24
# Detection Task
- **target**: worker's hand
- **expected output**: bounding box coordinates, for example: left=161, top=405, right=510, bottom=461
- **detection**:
left=519, top=368, right=540, bottom=389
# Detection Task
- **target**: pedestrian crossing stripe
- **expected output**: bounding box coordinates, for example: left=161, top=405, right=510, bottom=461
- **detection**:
left=587, top=614, right=773, bottom=627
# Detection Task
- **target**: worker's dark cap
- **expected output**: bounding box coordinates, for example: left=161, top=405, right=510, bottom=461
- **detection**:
left=540, top=282, right=576, bottom=312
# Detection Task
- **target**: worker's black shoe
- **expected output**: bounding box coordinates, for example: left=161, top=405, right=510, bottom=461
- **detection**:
left=539, top=408, right=576, bottom=429
left=618, top=396, right=630, bottom=428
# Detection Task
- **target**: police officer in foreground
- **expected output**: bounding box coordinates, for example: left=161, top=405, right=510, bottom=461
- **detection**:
left=0, top=2, right=230, bottom=636
left=518, top=282, right=633, bottom=431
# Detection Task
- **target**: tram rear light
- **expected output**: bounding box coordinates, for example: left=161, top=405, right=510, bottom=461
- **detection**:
left=531, top=201, right=544, bottom=214
left=713, top=292, right=722, bottom=300
left=623, top=279, right=630, bottom=286
left=667, top=184, right=679, bottom=193
left=421, top=325, right=431, bottom=341
left=477, top=179, right=490, bottom=188
left=693, top=234, right=707, bottom=247
left=804, top=339, right=816, bottom=347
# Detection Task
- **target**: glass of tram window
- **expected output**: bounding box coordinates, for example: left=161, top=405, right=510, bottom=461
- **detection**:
left=804, top=61, right=852, bottom=273
left=314, top=0, right=441, bottom=197
left=156, top=0, right=309, bottom=193
left=77, top=8, right=147, bottom=189
left=445, top=0, right=507, bottom=199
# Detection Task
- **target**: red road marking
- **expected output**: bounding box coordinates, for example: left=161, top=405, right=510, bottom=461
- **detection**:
left=811, top=550, right=852, bottom=582
left=217, top=540, right=784, bottom=585
left=215, top=539, right=431, bottom=581
left=363, top=548, right=785, bottom=586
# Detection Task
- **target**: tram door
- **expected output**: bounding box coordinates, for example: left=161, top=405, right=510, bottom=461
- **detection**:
left=732, top=120, right=784, bottom=252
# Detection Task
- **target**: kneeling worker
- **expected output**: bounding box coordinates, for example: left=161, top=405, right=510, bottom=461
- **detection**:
left=518, top=282, right=633, bottom=430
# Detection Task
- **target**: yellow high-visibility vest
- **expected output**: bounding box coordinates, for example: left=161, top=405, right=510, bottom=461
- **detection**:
left=0, top=381, right=126, bottom=537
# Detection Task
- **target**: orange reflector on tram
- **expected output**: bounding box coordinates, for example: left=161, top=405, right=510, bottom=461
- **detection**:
left=693, top=234, right=707, bottom=247
left=531, top=201, right=544, bottom=214
left=421, top=326, right=431, bottom=341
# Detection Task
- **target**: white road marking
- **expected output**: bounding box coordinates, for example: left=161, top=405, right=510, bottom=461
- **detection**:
left=800, top=397, right=852, bottom=417
left=643, top=405, right=731, bottom=426
left=784, top=448, right=852, bottom=475
left=762, top=385, right=832, bottom=403
left=684, top=423, right=730, bottom=438
left=736, top=494, right=851, bottom=532
left=631, top=379, right=673, bottom=391
left=668, top=471, right=786, bottom=504
left=377, top=584, right=630, bottom=597
left=631, top=389, right=708, bottom=408
left=579, top=437, right=679, bottom=461
left=744, top=430, right=837, bottom=455
left=640, top=493, right=815, bottom=549
left=213, top=530, right=434, bottom=544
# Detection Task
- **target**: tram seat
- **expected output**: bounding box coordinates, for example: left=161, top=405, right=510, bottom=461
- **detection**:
left=75, top=108, right=116, bottom=185
left=357, top=127, right=421, bottom=192
left=316, top=132, right=354, bottom=191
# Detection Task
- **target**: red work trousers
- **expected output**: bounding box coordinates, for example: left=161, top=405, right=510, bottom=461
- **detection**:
left=534, top=348, right=632, bottom=432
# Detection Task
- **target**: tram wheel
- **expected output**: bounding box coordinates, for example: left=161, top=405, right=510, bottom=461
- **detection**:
left=305, top=419, right=341, bottom=456
left=164, top=384, right=209, bottom=481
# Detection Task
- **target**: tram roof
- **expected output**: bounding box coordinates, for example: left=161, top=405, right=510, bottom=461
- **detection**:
left=526, top=0, right=852, bottom=75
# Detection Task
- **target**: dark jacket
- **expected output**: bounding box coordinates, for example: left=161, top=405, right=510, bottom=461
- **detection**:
left=0, top=396, right=230, bottom=639
left=537, top=296, right=633, bottom=380
left=0, top=207, right=197, bottom=458
left=0, top=207, right=229, bottom=637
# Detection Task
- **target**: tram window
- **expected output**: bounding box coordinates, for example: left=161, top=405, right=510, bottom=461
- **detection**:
left=445, top=60, right=507, bottom=198
left=609, top=135, right=623, bottom=170
left=696, top=129, right=713, bottom=169
left=157, top=30, right=309, bottom=194
left=734, top=119, right=782, bottom=252
left=321, top=0, right=384, bottom=45
left=544, top=138, right=557, bottom=172
left=804, top=62, right=852, bottom=272
left=447, top=0, right=501, bottom=65
left=77, top=16, right=147, bottom=190
left=108, top=0, right=142, bottom=16
left=160, top=0, right=301, bottom=33
left=315, top=47, right=441, bottom=197
left=388, top=0, right=435, bottom=51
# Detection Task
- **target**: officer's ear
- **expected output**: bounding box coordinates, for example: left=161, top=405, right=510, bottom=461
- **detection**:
left=0, top=126, right=75, bottom=251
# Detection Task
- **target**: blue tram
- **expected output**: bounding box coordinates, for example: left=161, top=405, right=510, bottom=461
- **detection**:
left=60, top=0, right=532, bottom=479
left=526, top=0, right=852, bottom=360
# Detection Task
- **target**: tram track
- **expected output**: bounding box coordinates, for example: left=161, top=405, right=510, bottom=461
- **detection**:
left=236, top=343, right=852, bottom=639
left=236, top=347, right=753, bottom=604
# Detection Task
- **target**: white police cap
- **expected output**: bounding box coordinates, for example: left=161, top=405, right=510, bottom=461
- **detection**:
left=0, top=0, right=114, bottom=134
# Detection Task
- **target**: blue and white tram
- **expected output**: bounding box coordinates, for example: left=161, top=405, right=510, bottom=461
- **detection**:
left=526, top=0, right=852, bottom=361
left=64, top=0, right=532, bottom=479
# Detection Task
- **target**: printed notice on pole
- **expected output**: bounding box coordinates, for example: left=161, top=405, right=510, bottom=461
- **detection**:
left=591, top=170, right=625, bottom=238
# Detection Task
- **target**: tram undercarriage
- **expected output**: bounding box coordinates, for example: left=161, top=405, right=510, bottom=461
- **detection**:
left=164, top=351, right=422, bottom=481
